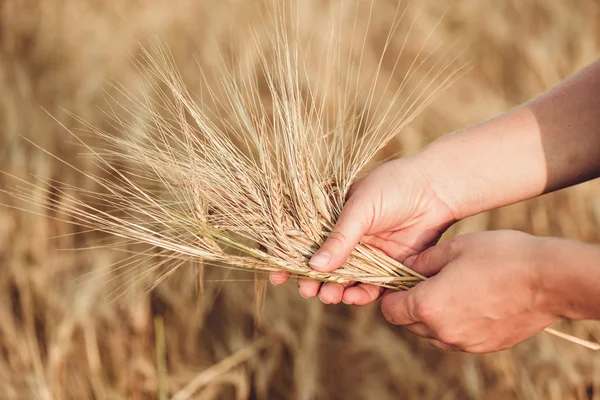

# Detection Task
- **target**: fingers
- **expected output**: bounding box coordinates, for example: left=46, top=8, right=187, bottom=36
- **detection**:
left=380, top=284, right=462, bottom=352
left=407, top=239, right=460, bottom=277
left=319, top=281, right=355, bottom=304
left=380, top=289, right=419, bottom=325
left=299, top=281, right=383, bottom=305
left=269, top=270, right=291, bottom=285
left=298, top=278, right=321, bottom=298
left=308, top=195, right=371, bottom=273
left=342, top=283, right=384, bottom=306
left=298, top=279, right=355, bottom=304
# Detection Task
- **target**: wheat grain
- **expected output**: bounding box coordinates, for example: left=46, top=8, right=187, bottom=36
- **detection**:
left=2, top=0, right=593, bottom=351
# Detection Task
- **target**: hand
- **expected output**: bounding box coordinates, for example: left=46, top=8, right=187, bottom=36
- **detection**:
left=269, top=155, right=458, bottom=306
left=380, top=230, right=559, bottom=353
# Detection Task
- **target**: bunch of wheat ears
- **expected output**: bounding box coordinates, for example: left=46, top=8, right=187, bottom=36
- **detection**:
left=5, top=1, right=598, bottom=350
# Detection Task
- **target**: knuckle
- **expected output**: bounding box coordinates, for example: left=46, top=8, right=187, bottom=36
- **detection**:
left=326, top=231, right=349, bottom=249
left=412, top=297, right=436, bottom=323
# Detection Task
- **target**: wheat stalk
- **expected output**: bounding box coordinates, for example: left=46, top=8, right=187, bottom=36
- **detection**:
left=3, top=0, right=595, bottom=351
left=19, top=2, right=461, bottom=291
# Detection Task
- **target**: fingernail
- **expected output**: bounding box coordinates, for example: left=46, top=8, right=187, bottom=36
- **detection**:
left=309, top=251, right=330, bottom=270
left=404, top=255, right=417, bottom=268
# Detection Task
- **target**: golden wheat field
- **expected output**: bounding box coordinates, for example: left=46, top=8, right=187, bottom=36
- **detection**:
left=1, top=0, right=600, bottom=399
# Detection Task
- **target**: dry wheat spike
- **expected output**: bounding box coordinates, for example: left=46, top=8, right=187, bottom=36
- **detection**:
left=17, top=2, right=463, bottom=289
left=4, top=1, right=597, bottom=350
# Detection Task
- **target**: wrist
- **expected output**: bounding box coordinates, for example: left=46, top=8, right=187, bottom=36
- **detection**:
left=411, top=139, right=481, bottom=221
left=529, top=237, right=563, bottom=318
left=412, top=105, right=550, bottom=221
left=532, top=237, right=600, bottom=320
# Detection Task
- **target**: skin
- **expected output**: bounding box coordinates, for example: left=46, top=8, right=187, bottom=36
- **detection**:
left=271, top=157, right=457, bottom=305
left=270, top=58, right=600, bottom=352
left=383, top=231, right=600, bottom=353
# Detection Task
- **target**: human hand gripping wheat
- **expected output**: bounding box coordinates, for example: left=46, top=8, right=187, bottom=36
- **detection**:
left=269, top=156, right=457, bottom=306
left=3, top=1, right=597, bottom=351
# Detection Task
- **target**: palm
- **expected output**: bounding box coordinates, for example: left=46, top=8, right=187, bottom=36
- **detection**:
left=363, top=200, right=454, bottom=262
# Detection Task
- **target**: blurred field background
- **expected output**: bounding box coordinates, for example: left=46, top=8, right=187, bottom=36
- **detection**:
left=0, top=0, right=599, bottom=399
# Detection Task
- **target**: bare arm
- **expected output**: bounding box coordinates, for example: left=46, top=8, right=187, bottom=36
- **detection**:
left=536, top=238, right=600, bottom=321
left=379, top=230, right=600, bottom=353
left=295, top=58, right=600, bottom=307
left=416, top=58, right=600, bottom=220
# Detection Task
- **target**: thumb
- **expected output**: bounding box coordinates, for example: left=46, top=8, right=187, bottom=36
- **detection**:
left=406, top=239, right=459, bottom=277
left=380, top=289, right=419, bottom=325
left=308, top=196, right=371, bottom=272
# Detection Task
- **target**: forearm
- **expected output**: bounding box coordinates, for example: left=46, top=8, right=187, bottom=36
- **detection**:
left=535, top=238, right=600, bottom=321
left=415, top=58, right=600, bottom=219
